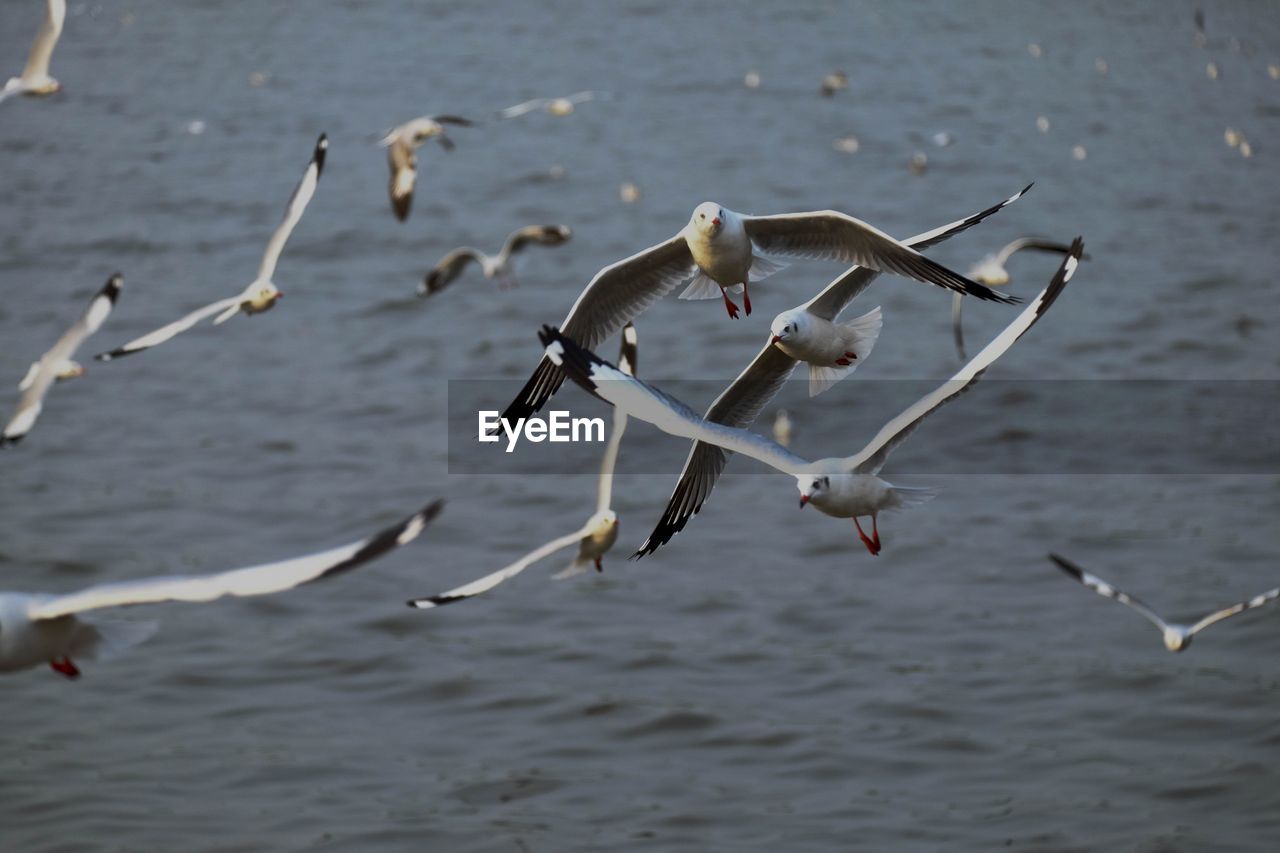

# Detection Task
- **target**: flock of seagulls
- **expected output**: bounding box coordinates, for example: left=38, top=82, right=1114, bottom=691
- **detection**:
left=3, top=1, right=1276, bottom=679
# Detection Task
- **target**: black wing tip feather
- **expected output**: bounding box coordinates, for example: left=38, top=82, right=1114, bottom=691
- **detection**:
left=496, top=354, right=567, bottom=429
left=1034, top=237, right=1084, bottom=320
left=1048, top=552, right=1086, bottom=581
left=619, top=322, right=638, bottom=375
left=0, top=434, right=23, bottom=448
left=94, top=347, right=131, bottom=362
left=313, top=133, right=329, bottom=176
left=538, top=325, right=607, bottom=400
left=321, top=498, right=445, bottom=582
left=100, top=273, right=123, bottom=303
left=392, top=193, right=411, bottom=221
left=407, top=593, right=465, bottom=608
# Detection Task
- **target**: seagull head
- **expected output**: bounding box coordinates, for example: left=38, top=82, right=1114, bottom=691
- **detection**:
left=797, top=474, right=830, bottom=509
left=54, top=361, right=86, bottom=382
left=691, top=202, right=724, bottom=235
left=972, top=258, right=1010, bottom=287
left=1163, top=626, right=1191, bottom=652
left=247, top=283, right=282, bottom=312
left=770, top=309, right=806, bottom=345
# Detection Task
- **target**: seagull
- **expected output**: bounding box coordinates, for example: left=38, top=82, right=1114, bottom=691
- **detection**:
left=545, top=238, right=1082, bottom=556
left=407, top=326, right=638, bottom=609
left=1049, top=554, right=1279, bottom=652
left=381, top=115, right=473, bottom=221
left=820, top=70, right=849, bottom=97
left=95, top=134, right=327, bottom=361
left=951, top=237, right=1078, bottom=359
left=418, top=225, right=572, bottom=297
left=498, top=90, right=600, bottom=119
left=495, top=198, right=1022, bottom=432
left=0, top=0, right=65, bottom=104
left=634, top=186, right=1033, bottom=557
left=2, top=273, right=121, bottom=447
left=772, top=410, right=793, bottom=447
left=0, top=500, right=444, bottom=678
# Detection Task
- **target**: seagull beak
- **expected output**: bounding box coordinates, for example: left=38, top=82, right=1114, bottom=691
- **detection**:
left=770, top=335, right=782, bottom=345
left=711, top=217, right=721, bottom=227
left=799, top=495, right=809, bottom=508
left=276, top=291, right=285, bottom=298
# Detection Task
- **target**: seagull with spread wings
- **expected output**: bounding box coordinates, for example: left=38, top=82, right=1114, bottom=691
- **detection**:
left=381, top=115, right=473, bottom=221
left=951, top=237, right=1077, bottom=359
left=3, top=273, right=122, bottom=447
left=407, top=325, right=638, bottom=609
left=0, top=500, right=443, bottom=678
left=544, top=239, right=1082, bottom=556
left=0, top=0, right=65, bottom=104
left=497, top=193, right=1025, bottom=431
left=419, top=225, right=572, bottom=296
left=635, top=186, right=1032, bottom=557
left=95, top=134, right=327, bottom=361
left=1049, top=554, right=1278, bottom=652
left=497, top=90, right=602, bottom=119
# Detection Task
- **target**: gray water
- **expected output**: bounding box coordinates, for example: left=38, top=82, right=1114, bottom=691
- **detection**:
left=3, top=1, right=1280, bottom=850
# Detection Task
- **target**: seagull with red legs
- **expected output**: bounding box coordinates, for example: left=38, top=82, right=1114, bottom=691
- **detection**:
left=541, top=239, right=1082, bottom=556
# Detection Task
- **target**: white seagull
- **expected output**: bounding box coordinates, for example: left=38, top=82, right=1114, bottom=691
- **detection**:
left=0, top=500, right=444, bottom=678
left=95, top=134, right=327, bottom=361
left=820, top=70, right=849, bottom=97
left=381, top=115, right=474, bottom=221
left=544, top=238, right=1082, bottom=556
left=1049, top=554, right=1279, bottom=652
left=498, top=90, right=601, bottom=119
left=418, top=225, right=573, bottom=296
left=496, top=196, right=1022, bottom=429
left=3, top=273, right=121, bottom=447
left=408, top=326, right=638, bottom=609
left=952, top=237, right=1077, bottom=359
left=634, top=186, right=1032, bottom=557
left=0, top=0, right=65, bottom=104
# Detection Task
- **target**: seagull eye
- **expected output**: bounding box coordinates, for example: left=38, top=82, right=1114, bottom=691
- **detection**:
left=699, top=213, right=705, bottom=219
left=718, top=209, right=723, bottom=217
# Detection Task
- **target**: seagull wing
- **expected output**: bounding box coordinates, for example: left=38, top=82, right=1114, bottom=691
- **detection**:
left=500, top=225, right=571, bottom=259
left=256, top=134, right=327, bottom=283
left=743, top=210, right=1017, bottom=304
left=596, top=323, right=637, bottom=513
left=407, top=523, right=591, bottom=608
left=387, top=137, right=416, bottom=221
left=498, top=98, right=548, bottom=119
left=802, top=185, right=1033, bottom=321
left=542, top=326, right=808, bottom=477
left=497, top=234, right=696, bottom=425
left=995, top=237, right=1077, bottom=267
left=842, top=238, right=1082, bottom=475
left=1186, top=587, right=1280, bottom=637
left=21, top=0, right=65, bottom=82
left=420, top=248, right=488, bottom=296
left=634, top=342, right=798, bottom=557
left=28, top=501, right=444, bottom=621
left=1048, top=554, right=1171, bottom=633
left=95, top=296, right=241, bottom=361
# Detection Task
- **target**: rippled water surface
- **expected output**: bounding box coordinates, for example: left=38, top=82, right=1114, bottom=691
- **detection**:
left=2, top=2, right=1279, bottom=851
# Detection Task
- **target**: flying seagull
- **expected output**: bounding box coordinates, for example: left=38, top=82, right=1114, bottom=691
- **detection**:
left=0, top=0, right=65, bottom=104
left=495, top=194, right=1024, bottom=432
left=3, top=273, right=122, bottom=447
left=95, top=134, right=327, bottom=361
left=381, top=115, right=473, bottom=221
left=498, top=90, right=601, bottom=119
left=544, top=238, right=1081, bottom=556
left=419, top=225, right=572, bottom=296
left=0, top=500, right=444, bottom=678
left=952, top=237, right=1076, bottom=359
left=1049, top=554, right=1278, bottom=652
left=635, top=186, right=1032, bottom=557
left=407, top=325, right=638, bottom=609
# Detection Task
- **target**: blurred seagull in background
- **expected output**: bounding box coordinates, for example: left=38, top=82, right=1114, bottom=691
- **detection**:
left=1049, top=554, right=1279, bottom=652
left=2, top=273, right=121, bottom=447
left=95, top=134, right=327, bottom=361
left=952, top=237, right=1078, bottom=359
left=407, top=326, right=638, bottom=609
left=0, top=0, right=65, bottom=104
left=548, top=239, right=1082, bottom=557
left=0, top=500, right=444, bottom=678
left=419, top=225, right=572, bottom=297
left=820, top=70, right=848, bottom=97
left=381, top=115, right=474, bottom=221
left=498, top=90, right=602, bottom=119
